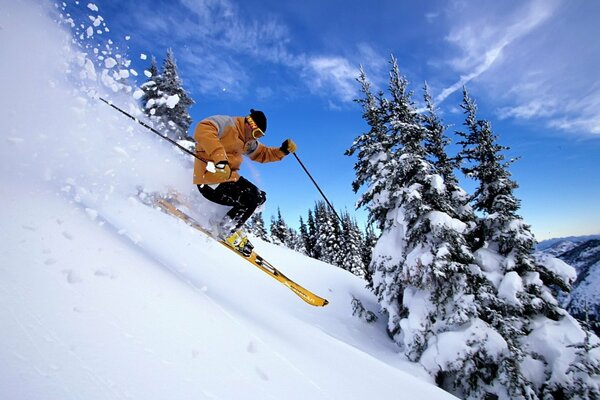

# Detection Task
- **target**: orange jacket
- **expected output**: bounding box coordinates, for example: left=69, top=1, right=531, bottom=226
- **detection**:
left=193, top=115, right=286, bottom=185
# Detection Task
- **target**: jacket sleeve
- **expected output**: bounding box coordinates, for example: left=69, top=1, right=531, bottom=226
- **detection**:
left=194, top=119, right=227, bottom=162
left=248, top=142, right=286, bottom=163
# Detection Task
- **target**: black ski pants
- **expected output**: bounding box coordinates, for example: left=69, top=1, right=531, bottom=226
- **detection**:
left=197, top=176, right=266, bottom=233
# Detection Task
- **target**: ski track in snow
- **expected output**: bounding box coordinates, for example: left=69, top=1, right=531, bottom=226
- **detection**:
left=2, top=183, right=337, bottom=399
left=53, top=184, right=334, bottom=398
left=100, top=202, right=328, bottom=396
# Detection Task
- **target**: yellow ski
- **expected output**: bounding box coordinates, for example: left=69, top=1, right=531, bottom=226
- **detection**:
left=154, top=198, right=329, bottom=307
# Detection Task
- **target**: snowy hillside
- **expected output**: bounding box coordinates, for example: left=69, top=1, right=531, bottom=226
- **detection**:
left=537, top=235, right=600, bottom=253
left=560, top=240, right=600, bottom=276
left=0, top=2, right=457, bottom=399
left=538, top=240, right=581, bottom=257
left=537, top=238, right=600, bottom=325
left=555, top=240, right=600, bottom=334
left=538, top=239, right=600, bottom=334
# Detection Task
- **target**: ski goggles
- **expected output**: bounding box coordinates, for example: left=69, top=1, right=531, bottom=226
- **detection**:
left=246, top=115, right=265, bottom=139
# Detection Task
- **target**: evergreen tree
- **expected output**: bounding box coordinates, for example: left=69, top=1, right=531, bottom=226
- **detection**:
left=248, top=212, right=270, bottom=242
left=422, top=83, right=474, bottom=224
left=270, top=208, right=290, bottom=246
left=345, top=66, right=394, bottom=231
left=313, top=201, right=344, bottom=266
left=422, top=82, right=455, bottom=186
left=350, top=59, right=512, bottom=400
left=340, top=211, right=367, bottom=278
left=456, top=87, right=599, bottom=399
left=140, top=56, right=160, bottom=116
left=456, top=87, right=522, bottom=251
left=144, top=49, right=194, bottom=141
left=313, top=201, right=330, bottom=263
left=286, top=227, right=305, bottom=254
left=299, top=217, right=312, bottom=257
left=306, top=210, right=319, bottom=259
left=362, top=223, right=378, bottom=287
left=563, top=317, right=600, bottom=399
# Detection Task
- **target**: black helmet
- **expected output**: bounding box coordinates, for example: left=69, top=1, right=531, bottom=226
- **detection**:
left=249, top=109, right=267, bottom=133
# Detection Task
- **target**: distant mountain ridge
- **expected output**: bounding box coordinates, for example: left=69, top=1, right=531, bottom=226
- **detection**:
left=561, top=239, right=600, bottom=274
left=539, top=237, right=600, bottom=334
left=537, top=234, right=600, bottom=251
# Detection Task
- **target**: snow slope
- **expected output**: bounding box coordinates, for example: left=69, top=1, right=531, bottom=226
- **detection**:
left=537, top=235, right=600, bottom=253
left=557, top=240, right=600, bottom=334
left=0, top=2, right=457, bottom=399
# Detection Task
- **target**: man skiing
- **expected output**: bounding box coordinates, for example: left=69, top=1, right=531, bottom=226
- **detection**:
left=193, top=109, right=296, bottom=256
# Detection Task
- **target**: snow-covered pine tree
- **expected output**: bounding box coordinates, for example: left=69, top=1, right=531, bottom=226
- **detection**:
left=340, top=211, right=367, bottom=278
left=350, top=59, right=510, bottom=400
left=345, top=66, right=394, bottom=231
left=247, top=211, right=270, bottom=242
left=306, top=209, right=319, bottom=259
left=140, top=56, right=160, bottom=118
left=313, top=201, right=344, bottom=267
left=362, top=223, right=378, bottom=287
left=313, top=201, right=329, bottom=263
left=145, top=49, right=194, bottom=141
left=422, top=82, right=454, bottom=186
left=286, top=227, right=305, bottom=254
left=270, top=208, right=290, bottom=246
left=299, top=217, right=312, bottom=257
left=457, top=87, right=600, bottom=399
left=564, top=316, right=600, bottom=398
left=422, top=83, right=473, bottom=224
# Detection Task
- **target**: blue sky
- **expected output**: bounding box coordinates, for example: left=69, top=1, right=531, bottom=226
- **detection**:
left=61, top=0, right=599, bottom=240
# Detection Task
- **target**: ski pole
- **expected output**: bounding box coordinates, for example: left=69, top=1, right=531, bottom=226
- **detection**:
left=292, top=152, right=343, bottom=225
left=98, top=97, right=205, bottom=163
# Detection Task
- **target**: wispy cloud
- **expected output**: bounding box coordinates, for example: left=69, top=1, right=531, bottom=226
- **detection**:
left=437, top=0, right=600, bottom=136
left=120, top=0, right=370, bottom=104
left=179, top=0, right=302, bottom=67
left=304, top=43, right=388, bottom=106
left=122, top=0, right=300, bottom=96
left=436, top=0, right=559, bottom=104
left=306, top=56, right=358, bottom=103
left=177, top=48, right=249, bottom=94
left=546, top=89, right=600, bottom=134
left=425, top=12, right=440, bottom=23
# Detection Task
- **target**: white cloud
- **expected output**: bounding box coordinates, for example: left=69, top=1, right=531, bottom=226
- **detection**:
left=495, top=75, right=600, bottom=136
left=436, top=0, right=600, bottom=136
left=177, top=48, right=249, bottom=94
left=549, top=116, right=600, bottom=135
left=498, top=100, right=555, bottom=120
left=175, top=0, right=303, bottom=68
left=115, top=0, right=404, bottom=105
left=306, top=56, right=359, bottom=103
left=547, top=90, right=600, bottom=134
left=303, top=44, right=389, bottom=105
left=127, top=0, right=299, bottom=97
left=425, top=12, right=440, bottom=23
left=436, top=0, right=560, bottom=104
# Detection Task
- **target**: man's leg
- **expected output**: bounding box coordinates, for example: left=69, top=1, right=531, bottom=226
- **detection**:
left=198, top=176, right=266, bottom=234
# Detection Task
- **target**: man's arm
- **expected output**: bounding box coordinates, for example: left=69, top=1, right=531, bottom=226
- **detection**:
left=247, top=139, right=297, bottom=163
left=194, top=119, right=227, bottom=163
left=247, top=142, right=286, bottom=163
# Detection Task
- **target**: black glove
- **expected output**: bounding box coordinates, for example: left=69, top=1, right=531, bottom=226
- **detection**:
left=280, top=139, right=297, bottom=155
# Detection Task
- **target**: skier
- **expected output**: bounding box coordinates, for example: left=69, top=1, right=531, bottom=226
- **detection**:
left=193, top=109, right=296, bottom=256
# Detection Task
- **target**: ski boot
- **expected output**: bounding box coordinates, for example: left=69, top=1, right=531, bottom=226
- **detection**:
left=223, top=230, right=254, bottom=257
